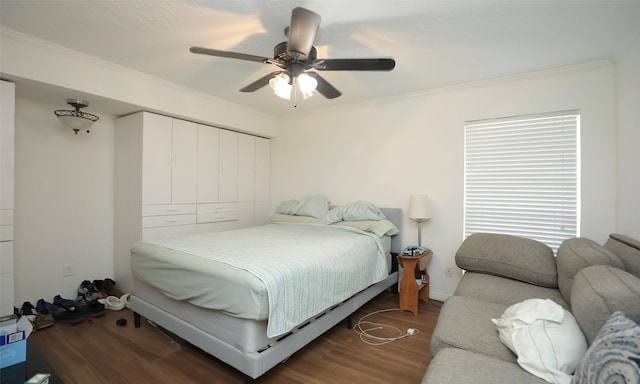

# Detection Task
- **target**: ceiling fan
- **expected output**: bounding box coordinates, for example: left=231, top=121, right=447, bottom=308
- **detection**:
left=190, top=7, right=395, bottom=100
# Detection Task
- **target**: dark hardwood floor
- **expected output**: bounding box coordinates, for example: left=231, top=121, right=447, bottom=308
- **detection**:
left=30, top=291, right=441, bottom=384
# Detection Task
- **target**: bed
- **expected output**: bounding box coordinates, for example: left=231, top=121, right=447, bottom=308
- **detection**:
left=130, top=202, right=402, bottom=381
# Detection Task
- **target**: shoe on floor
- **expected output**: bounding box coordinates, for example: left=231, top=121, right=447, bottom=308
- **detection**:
left=94, top=278, right=119, bottom=298
left=81, top=299, right=106, bottom=318
left=19, top=301, right=37, bottom=322
left=33, top=312, right=55, bottom=330
left=37, top=298, right=84, bottom=325
left=99, top=295, right=126, bottom=311
left=53, top=295, right=80, bottom=310
left=77, top=280, right=101, bottom=304
left=36, top=298, right=62, bottom=315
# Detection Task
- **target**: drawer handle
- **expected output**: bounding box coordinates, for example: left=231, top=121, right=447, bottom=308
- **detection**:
left=166, top=220, right=178, bottom=223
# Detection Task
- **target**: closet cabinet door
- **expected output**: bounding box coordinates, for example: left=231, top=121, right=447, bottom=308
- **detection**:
left=254, top=137, right=270, bottom=225
left=255, top=137, right=270, bottom=202
left=218, top=130, right=238, bottom=202
left=171, top=119, right=197, bottom=204
left=197, top=125, right=220, bottom=203
left=142, top=113, right=172, bottom=204
left=238, top=134, right=255, bottom=202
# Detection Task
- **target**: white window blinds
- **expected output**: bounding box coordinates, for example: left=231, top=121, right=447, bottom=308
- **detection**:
left=464, top=111, right=580, bottom=252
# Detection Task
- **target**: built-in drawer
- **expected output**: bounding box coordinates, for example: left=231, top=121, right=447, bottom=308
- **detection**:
left=0, top=225, right=12, bottom=242
left=142, top=214, right=197, bottom=228
left=197, top=203, right=238, bottom=223
left=0, top=210, right=13, bottom=226
left=142, top=204, right=196, bottom=217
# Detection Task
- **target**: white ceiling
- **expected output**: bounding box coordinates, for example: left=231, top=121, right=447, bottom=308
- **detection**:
left=1, top=0, right=640, bottom=117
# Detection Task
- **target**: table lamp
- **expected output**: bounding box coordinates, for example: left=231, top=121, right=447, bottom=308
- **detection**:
left=409, top=194, right=432, bottom=247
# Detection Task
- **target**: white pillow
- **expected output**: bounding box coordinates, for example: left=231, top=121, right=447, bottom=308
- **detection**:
left=294, top=195, right=330, bottom=218
left=492, top=298, right=587, bottom=384
left=334, top=219, right=399, bottom=237
left=270, top=213, right=319, bottom=224
left=275, top=199, right=299, bottom=215
left=321, top=201, right=386, bottom=224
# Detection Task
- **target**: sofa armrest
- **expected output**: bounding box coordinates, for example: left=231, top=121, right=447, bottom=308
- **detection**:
left=455, top=233, right=557, bottom=287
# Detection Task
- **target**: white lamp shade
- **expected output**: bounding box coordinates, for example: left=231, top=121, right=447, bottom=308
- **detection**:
left=409, top=194, right=432, bottom=221
left=269, top=73, right=292, bottom=99
left=297, top=73, right=318, bottom=99
left=57, top=115, right=95, bottom=131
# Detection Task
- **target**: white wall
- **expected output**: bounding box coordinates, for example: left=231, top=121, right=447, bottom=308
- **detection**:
left=14, top=98, right=114, bottom=305
left=272, top=63, right=618, bottom=300
left=615, top=33, right=640, bottom=239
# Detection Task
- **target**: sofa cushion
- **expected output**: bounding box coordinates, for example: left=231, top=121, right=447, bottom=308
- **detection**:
left=430, top=296, right=515, bottom=362
left=423, top=348, right=548, bottom=384
left=492, top=298, right=587, bottom=384
left=557, top=237, right=624, bottom=305
left=604, top=233, right=640, bottom=279
left=572, top=311, right=640, bottom=384
left=455, top=272, right=569, bottom=309
left=571, top=265, right=640, bottom=344
left=456, top=233, right=557, bottom=287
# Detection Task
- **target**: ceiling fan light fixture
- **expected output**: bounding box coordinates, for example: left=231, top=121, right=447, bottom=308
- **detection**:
left=297, top=73, right=317, bottom=99
left=269, top=73, right=292, bottom=99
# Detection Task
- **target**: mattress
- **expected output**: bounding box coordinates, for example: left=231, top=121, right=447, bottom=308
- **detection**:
left=131, top=222, right=391, bottom=337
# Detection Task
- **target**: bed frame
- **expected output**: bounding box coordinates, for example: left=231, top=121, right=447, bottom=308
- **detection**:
left=131, top=208, right=402, bottom=381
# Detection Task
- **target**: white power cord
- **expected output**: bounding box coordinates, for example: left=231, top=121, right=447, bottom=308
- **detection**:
left=353, top=308, right=420, bottom=345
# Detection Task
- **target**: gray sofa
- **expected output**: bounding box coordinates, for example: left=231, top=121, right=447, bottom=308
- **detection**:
left=423, top=233, right=640, bottom=384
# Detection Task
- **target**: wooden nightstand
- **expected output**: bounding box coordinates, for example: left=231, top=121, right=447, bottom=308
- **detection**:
left=397, top=249, right=433, bottom=315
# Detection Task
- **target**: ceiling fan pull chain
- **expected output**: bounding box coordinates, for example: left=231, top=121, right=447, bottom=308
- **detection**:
left=293, top=77, right=298, bottom=108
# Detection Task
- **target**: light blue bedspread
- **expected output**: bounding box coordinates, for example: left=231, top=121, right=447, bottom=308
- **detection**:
left=142, top=223, right=388, bottom=337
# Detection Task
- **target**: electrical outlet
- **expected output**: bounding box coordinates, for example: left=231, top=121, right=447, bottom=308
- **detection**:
left=445, top=267, right=454, bottom=278
left=63, top=264, right=74, bottom=277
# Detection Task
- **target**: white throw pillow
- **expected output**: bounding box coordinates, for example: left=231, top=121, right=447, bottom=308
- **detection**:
left=492, top=298, right=587, bottom=384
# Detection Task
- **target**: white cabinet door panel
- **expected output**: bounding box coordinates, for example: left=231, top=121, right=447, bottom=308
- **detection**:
left=142, top=113, right=172, bottom=204
left=238, top=134, right=255, bottom=202
left=255, top=137, right=270, bottom=202
left=197, top=125, right=220, bottom=203
left=171, top=119, right=198, bottom=204
left=219, top=130, right=238, bottom=202
left=0, top=81, right=14, bottom=211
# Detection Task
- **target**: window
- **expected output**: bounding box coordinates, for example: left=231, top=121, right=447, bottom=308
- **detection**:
left=464, top=111, right=580, bottom=252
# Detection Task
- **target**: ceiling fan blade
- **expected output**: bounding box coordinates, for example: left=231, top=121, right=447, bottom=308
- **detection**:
left=190, top=46, right=270, bottom=64
left=306, top=72, right=341, bottom=99
left=239, top=71, right=284, bottom=92
left=315, top=58, right=396, bottom=71
left=286, top=7, right=321, bottom=60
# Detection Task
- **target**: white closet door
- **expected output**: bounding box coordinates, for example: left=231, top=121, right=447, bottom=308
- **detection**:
left=238, top=134, right=255, bottom=202
left=197, top=125, right=220, bottom=203
left=0, top=81, right=15, bottom=211
left=142, top=113, right=172, bottom=204
left=218, top=130, right=238, bottom=202
left=171, top=119, right=198, bottom=204
left=255, top=137, right=270, bottom=202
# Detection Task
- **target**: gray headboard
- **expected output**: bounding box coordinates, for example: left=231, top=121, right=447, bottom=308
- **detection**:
left=379, top=207, right=403, bottom=254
